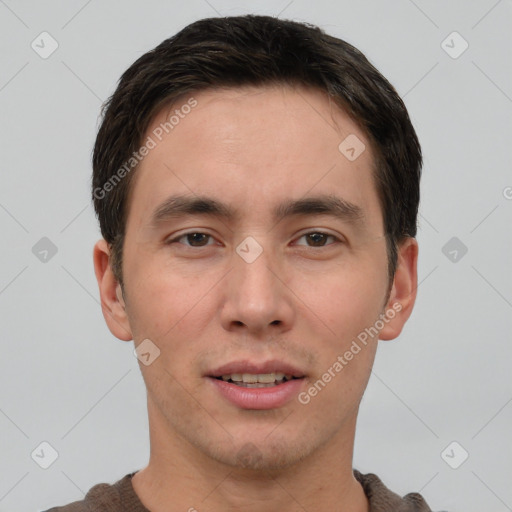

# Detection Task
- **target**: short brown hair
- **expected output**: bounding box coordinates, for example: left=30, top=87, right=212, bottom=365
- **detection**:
left=92, top=15, right=422, bottom=285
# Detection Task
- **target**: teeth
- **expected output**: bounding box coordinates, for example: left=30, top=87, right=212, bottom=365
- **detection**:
left=236, top=382, right=278, bottom=388
left=219, top=372, right=293, bottom=384
left=257, top=373, right=276, bottom=383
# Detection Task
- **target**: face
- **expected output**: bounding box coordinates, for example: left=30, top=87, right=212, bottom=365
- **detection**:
left=95, top=85, right=417, bottom=471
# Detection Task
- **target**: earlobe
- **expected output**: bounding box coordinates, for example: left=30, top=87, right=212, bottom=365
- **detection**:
left=93, top=239, right=133, bottom=341
left=379, top=237, right=418, bottom=341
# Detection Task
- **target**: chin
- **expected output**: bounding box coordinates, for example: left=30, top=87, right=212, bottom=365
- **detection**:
left=202, top=433, right=317, bottom=472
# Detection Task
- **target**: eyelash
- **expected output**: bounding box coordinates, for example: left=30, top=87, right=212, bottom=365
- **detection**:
left=167, top=231, right=341, bottom=248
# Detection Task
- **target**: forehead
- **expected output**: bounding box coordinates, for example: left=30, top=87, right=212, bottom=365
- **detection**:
left=127, top=84, right=382, bottom=232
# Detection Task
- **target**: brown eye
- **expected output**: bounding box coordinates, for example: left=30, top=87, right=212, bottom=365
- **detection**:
left=184, top=233, right=211, bottom=246
left=169, top=232, right=214, bottom=247
left=295, top=232, right=337, bottom=247
left=306, top=233, right=328, bottom=246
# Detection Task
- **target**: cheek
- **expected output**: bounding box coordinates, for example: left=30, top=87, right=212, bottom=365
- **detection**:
left=292, top=258, right=388, bottom=344
left=124, top=253, right=220, bottom=344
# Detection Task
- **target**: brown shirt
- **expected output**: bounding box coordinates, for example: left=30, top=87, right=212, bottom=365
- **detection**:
left=44, top=470, right=432, bottom=511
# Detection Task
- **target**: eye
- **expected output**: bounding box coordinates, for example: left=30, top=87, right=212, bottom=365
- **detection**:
left=294, top=231, right=339, bottom=247
left=169, top=232, right=215, bottom=247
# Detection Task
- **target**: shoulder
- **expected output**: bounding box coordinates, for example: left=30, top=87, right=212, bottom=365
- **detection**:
left=43, top=473, right=143, bottom=512
left=354, top=470, right=433, bottom=511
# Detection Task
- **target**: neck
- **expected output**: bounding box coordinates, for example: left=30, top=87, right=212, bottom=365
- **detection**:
left=132, top=405, right=368, bottom=512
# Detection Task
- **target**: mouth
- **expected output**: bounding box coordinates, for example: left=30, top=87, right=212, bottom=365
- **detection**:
left=207, top=361, right=306, bottom=410
left=213, top=372, right=300, bottom=388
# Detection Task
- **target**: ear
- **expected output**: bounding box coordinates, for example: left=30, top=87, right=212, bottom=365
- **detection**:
left=379, top=237, right=418, bottom=341
left=93, top=239, right=133, bottom=341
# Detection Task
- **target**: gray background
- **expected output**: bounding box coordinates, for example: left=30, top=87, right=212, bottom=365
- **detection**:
left=0, top=1, right=511, bottom=511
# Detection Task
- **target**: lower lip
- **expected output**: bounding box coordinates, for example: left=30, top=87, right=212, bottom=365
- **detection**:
left=208, top=377, right=304, bottom=410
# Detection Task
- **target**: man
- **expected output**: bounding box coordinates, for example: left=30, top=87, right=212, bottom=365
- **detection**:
left=46, top=14, right=432, bottom=512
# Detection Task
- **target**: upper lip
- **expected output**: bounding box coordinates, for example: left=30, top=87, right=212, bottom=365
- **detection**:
left=208, top=360, right=306, bottom=378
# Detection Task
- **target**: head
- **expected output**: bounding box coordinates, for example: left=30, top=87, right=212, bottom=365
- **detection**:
left=93, top=15, right=421, bottom=289
left=93, top=15, right=421, bottom=472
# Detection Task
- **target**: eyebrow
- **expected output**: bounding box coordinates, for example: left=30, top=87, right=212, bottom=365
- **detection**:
left=149, top=194, right=365, bottom=228
left=150, top=195, right=235, bottom=226
left=273, top=195, right=364, bottom=226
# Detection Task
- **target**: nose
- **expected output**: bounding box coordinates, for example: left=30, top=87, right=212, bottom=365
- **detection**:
left=219, top=245, right=295, bottom=336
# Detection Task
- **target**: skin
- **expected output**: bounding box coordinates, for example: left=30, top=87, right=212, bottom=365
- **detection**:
left=94, top=84, right=418, bottom=512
